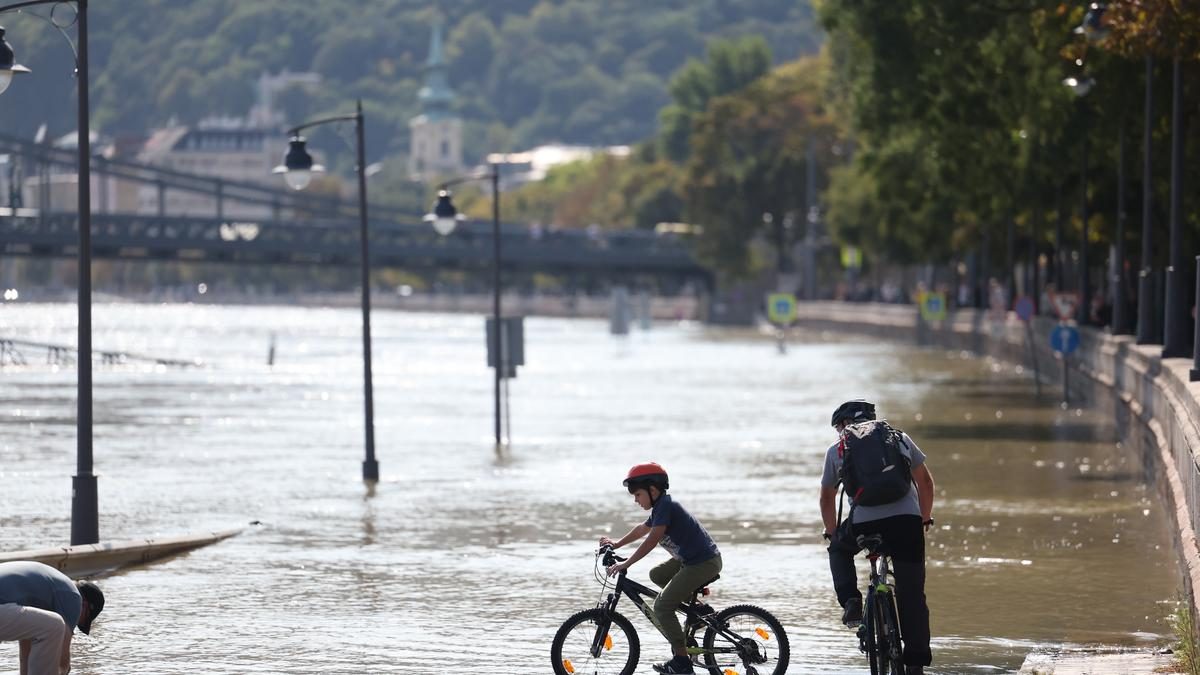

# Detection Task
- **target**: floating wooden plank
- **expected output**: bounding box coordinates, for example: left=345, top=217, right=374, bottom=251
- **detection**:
left=0, top=528, right=242, bottom=578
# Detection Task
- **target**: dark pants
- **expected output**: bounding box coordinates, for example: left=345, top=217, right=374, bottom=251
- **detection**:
left=828, top=514, right=932, bottom=667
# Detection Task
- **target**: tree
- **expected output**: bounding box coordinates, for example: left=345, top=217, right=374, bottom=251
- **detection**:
left=658, top=36, right=773, bottom=162
left=682, top=55, right=837, bottom=277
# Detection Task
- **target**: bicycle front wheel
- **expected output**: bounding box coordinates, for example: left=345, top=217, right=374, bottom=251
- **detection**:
left=550, top=607, right=640, bottom=675
left=699, top=604, right=790, bottom=675
left=876, top=594, right=905, bottom=675
left=863, top=598, right=880, bottom=675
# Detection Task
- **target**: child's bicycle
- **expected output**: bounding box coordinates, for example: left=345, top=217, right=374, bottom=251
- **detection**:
left=855, top=534, right=905, bottom=675
left=550, top=544, right=789, bottom=675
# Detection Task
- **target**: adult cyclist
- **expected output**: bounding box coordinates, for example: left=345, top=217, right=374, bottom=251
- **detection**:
left=819, top=399, right=934, bottom=675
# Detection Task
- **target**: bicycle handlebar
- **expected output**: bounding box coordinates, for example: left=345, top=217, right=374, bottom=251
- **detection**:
left=597, top=544, right=627, bottom=565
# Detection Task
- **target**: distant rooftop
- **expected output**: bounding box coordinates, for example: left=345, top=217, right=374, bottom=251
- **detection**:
left=486, top=144, right=631, bottom=185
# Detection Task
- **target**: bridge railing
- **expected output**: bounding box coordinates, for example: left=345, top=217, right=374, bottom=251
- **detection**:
left=0, top=130, right=416, bottom=222
left=0, top=212, right=708, bottom=277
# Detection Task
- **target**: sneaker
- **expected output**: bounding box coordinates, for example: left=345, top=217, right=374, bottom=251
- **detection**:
left=652, top=655, right=696, bottom=674
left=841, top=597, right=863, bottom=627
left=904, top=667, right=924, bottom=675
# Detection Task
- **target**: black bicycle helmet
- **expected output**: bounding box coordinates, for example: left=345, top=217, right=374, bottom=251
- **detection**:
left=831, top=399, right=876, bottom=427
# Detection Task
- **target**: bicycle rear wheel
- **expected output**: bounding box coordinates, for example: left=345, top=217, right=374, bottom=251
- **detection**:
left=698, top=604, right=789, bottom=675
left=550, top=607, right=640, bottom=675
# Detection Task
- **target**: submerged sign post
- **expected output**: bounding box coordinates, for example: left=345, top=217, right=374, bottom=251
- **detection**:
left=1014, top=296, right=1040, bottom=395
left=766, top=293, right=797, bottom=355
left=1047, top=293, right=1081, bottom=404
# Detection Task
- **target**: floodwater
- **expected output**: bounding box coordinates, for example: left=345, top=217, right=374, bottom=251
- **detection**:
left=0, top=303, right=1181, bottom=674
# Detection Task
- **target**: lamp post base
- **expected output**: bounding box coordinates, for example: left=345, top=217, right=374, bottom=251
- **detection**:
left=1136, top=269, right=1162, bottom=345
left=362, top=459, right=379, bottom=483
left=70, top=473, right=98, bottom=546
left=1163, top=266, right=1192, bottom=358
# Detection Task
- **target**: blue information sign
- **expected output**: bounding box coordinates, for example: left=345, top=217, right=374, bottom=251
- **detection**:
left=1050, top=325, right=1080, bottom=354
left=1014, top=296, right=1034, bottom=322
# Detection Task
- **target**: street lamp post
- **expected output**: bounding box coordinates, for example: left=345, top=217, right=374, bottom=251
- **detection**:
left=0, top=0, right=97, bottom=545
left=1161, top=58, right=1190, bottom=358
left=1063, top=74, right=1094, bottom=325
left=425, top=164, right=504, bottom=447
left=1136, top=55, right=1159, bottom=345
left=1111, top=123, right=1129, bottom=334
left=275, top=100, right=379, bottom=482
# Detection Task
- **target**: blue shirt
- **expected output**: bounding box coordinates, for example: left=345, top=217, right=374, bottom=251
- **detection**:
left=0, top=561, right=82, bottom=631
left=643, top=494, right=720, bottom=565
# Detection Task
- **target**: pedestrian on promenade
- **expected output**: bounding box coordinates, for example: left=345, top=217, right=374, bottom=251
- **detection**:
left=600, top=462, right=722, bottom=674
left=819, top=399, right=935, bottom=675
left=0, top=560, right=104, bottom=675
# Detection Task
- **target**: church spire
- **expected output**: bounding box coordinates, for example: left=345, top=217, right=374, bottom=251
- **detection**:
left=417, top=19, right=455, bottom=120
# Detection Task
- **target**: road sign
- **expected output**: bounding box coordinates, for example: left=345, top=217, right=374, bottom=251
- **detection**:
left=1049, top=292, right=1079, bottom=321
left=840, top=246, right=862, bottom=269
left=919, top=291, right=947, bottom=322
left=767, top=293, right=797, bottom=325
left=1014, top=296, right=1035, bottom=322
left=1050, top=325, right=1080, bottom=354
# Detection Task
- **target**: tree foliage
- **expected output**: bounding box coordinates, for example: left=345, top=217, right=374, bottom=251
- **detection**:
left=815, top=0, right=1199, bottom=272
left=683, top=55, right=838, bottom=277
left=658, top=36, right=774, bottom=162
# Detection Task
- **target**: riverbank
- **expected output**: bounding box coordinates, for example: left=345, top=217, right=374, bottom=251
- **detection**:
left=5, top=288, right=704, bottom=321
left=793, top=301, right=1200, bottom=670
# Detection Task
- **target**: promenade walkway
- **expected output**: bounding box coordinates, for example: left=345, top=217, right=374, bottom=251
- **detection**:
left=1018, top=649, right=1180, bottom=673
left=792, top=301, right=1200, bottom=675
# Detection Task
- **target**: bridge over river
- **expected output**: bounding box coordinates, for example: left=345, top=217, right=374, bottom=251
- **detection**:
left=0, top=131, right=711, bottom=288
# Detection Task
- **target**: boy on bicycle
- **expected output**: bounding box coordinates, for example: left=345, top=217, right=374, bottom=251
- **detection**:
left=600, top=462, right=722, bottom=675
left=819, top=399, right=935, bottom=675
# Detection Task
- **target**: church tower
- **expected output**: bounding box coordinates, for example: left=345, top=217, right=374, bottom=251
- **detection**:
left=408, top=20, right=464, bottom=181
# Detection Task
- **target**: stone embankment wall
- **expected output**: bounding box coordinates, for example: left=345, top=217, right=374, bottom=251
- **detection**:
left=794, top=301, right=1200, bottom=625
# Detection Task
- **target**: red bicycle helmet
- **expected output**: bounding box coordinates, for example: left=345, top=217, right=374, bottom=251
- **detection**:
left=623, top=462, right=669, bottom=492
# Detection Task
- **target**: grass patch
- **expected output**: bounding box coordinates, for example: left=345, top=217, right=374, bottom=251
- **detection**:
left=1172, top=600, right=1200, bottom=675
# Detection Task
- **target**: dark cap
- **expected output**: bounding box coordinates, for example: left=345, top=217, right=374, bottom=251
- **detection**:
left=76, top=580, right=104, bottom=634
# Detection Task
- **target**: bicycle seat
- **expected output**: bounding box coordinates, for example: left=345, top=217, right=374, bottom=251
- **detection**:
left=856, top=534, right=885, bottom=552
left=690, top=574, right=720, bottom=596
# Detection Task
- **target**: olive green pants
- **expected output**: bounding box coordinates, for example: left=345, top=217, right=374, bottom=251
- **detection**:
left=648, top=554, right=723, bottom=648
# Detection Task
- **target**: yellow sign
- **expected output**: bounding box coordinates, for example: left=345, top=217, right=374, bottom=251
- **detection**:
left=766, top=293, right=797, bottom=325
left=840, top=246, right=862, bottom=269
left=918, top=291, right=947, bottom=322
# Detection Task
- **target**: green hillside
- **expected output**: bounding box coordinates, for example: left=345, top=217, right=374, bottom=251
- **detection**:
left=0, top=1, right=821, bottom=166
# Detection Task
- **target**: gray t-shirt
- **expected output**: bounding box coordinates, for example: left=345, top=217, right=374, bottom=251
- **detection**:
left=820, top=427, right=926, bottom=523
left=0, top=561, right=82, bottom=631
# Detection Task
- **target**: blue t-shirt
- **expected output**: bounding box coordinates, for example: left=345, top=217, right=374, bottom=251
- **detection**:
left=643, top=494, right=720, bottom=565
left=0, top=561, right=82, bottom=631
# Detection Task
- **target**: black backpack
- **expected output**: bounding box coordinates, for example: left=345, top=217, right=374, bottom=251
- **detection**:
left=837, top=420, right=913, bottom=507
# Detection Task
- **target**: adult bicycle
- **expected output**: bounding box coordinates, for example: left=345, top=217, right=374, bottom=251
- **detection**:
left=550, top=544, right=789, bottom=675
left=856, top=534, right=905, bottom=675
